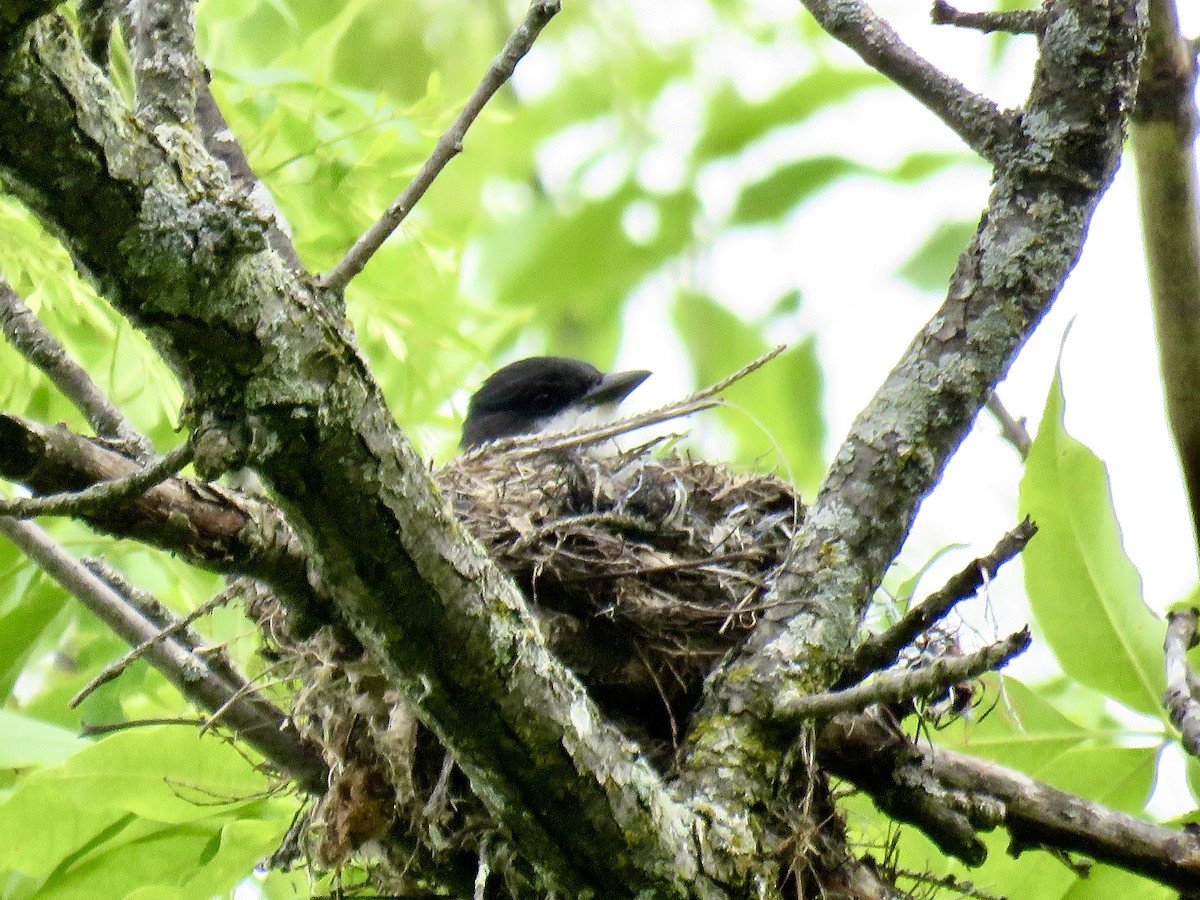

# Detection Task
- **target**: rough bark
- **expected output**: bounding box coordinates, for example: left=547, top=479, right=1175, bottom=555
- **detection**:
left=0, top=15, right=711, bottom=897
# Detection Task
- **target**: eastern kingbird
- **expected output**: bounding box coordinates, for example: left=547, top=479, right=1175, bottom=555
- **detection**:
left=461, top=356, right=651, bottom=449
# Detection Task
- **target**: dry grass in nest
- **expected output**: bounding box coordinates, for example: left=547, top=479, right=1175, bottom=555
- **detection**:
left=439, top=444, right=802, bottom=744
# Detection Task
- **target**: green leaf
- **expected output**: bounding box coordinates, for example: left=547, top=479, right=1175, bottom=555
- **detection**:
left=696, top=67, right=886, bottom=160
left=732, top=157, right=862, bottom=223
left=55, top=727, right=269, bottom=823
left=936, top=676, right=1108, bottom=773
left=1019, top=371, right=1166, bottom=718
left=0, top=712, right=87, bottom=768
left=477, top=188, right=698, bottom=360
left=733, top=152, right=972, bottom=224
left=0, top=573, right=70, bottom=701
left=1062, top=866, right=1173, bottom=900
left=32, top=820, right=244, bottom=899
left=897, top=219, right=977, bottom=292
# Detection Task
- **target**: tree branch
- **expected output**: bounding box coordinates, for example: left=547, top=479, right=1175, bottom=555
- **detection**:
left=930, top=1, right=1048, bottom=35
left=194, top=73, right=305, bottom=273
left=819, top=709, right=1200, bottom=892
left=0, top=438, right=193, bottom=517
left=69, top=576, right=249, bottom=708
left=0, top=515, right=329, bottom=794
left=0, top=20, right=711, bottom=895
left=678, top=0, right=1145, bottom=875
left=777, top=628, right=1029, bottom=721
left=77, top=0, right=118, bottom=67
left=0, top=413, right=328, bottom=628
left=1129, top=0, right=1200, bottom=557
left=797, top=0, right=1018, bottom=161
left=319, top=0, right=561, bottom=293
left=0, top=277, right=152, bottom=459
left=985, top=392, right=1033, bottom=458
left=129, top=0, right=198, bottom=127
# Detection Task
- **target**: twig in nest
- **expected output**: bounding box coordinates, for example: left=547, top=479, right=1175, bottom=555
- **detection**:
left=70, top=578, right=252, bottom=708
left=471, top=345, right=787, bottom=458
left=0, top=439, right=193, bottom=518
left=774, top=628, right=1030, bottom=723
left=837, top=519, right=1036, bottom=688
left=1164, top=608, right=1200, bottom=759
left=930, top=0, right=1047, bottom=34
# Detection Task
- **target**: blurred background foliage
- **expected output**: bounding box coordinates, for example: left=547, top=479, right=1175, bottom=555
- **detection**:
left=0, top=1, right=1195, bottom=898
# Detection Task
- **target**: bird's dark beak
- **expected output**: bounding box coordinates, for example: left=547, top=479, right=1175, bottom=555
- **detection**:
left=582, top=369, right=651, bottom=408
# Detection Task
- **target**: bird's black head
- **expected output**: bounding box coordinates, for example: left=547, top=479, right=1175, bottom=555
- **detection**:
left=461, top=356, right=651, bottom=448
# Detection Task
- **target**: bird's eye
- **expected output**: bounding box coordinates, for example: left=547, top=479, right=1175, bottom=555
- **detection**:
left=530, top=391, right=555, bottom=413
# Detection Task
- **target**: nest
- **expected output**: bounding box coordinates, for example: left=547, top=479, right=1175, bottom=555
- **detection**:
left=261, top=441, right=806, bottom=893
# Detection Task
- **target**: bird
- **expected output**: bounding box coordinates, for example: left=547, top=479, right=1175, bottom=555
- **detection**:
left=461, top=356, right=651, bottom=449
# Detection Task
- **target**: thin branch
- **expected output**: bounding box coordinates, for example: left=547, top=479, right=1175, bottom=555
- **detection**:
left=1164, top=608, right=1200, bottom=758
left=928, top=740, right=1200, bottom=890
left=838, top=519, right=1037, bottom=686
left=476, top=345, right=786, bottom=458
left=986, top=392, right=1032, bottom=458
left=930, top=1, right=1047, bottom=35
left=70, top=577, right=250, bottom=708
left=0, top=439, right=194, bottom=518
left=0, top=278, right=152, bottom=459
left=0, top=515, right=329, bottom=794
left=81, top=556, right=261, bottom=691
left=80, top=717, right=209, bottom=736
left=776, top=628, right=1030, bottom=722
left=0, top=413, right=327, bottom=627
left=819, top=708, right=1200, bottom=891
left=319, top=0, right=562, bottom=293
left=798, top=0, right=1017, bottom=162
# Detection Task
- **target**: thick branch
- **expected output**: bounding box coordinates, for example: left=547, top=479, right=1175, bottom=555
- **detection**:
left=797, top=0, right=1017, bottom=161
left=0, top=515, right=329, bottom=794
left=77, top=0, right=118, bottom=67
left=0, top=413, right=328, bottom=627
left=0, top=21, right=709, bottom=895
left=819, top=710, right=1200, bottom=892
left=679, top=0, right=1145, bottom=876
left=194, top=74, right=305, bottom=273
left=1130, top=0, right=1200, bottom=556
left=319, top=0, right=561, bottom=293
